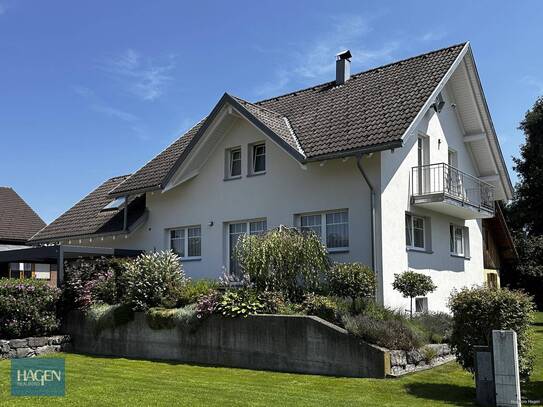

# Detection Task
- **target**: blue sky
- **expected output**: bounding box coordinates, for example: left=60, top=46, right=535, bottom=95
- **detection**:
left=1, top=1, right=542, bottom=223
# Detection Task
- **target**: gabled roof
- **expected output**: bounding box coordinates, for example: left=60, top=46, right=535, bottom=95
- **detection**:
left=0, top=187, right=45, bottom=243
left=110, top=43, right=467, bottom=197
left=30, top=175, right=147, bottom=243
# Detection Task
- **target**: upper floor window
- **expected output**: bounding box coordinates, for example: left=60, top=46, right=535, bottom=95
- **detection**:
left=228, top=148, right=242, bottom=178
left=300, top=210, right=349, bottom=251
left=170, top=226, right=201, bottom=259
left=450, top=224, right=469, bottom=258
left=406, top=213, right=425, bottom=250
left=251, top=143, right=266, bottom=174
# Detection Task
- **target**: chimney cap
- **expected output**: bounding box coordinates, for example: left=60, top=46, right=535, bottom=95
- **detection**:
left=336, top=50, right=352, bottom=60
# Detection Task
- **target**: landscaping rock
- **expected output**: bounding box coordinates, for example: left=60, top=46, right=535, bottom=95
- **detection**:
left=0, top=340, right=10, bottom=353
left=407, top=350, right=423, bottom=365
left=35, top=346, right=55, bottom=355
left=28, top=337, right=48, bottom=348
left=389, top=350, right=407, bottom=366
left=404, top=364, right=416, bottom=372
left=49, top=335, right=70, bottom=345
left=9, top=339, right=28, bottom=349
left=16, top=348, right=33, bottom=358
left=1, top=335, right=71, bottom=359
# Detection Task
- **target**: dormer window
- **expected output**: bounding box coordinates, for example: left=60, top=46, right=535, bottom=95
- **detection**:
left=228, top=147, right=242, bottom=178
left=251, top=143, right=266, bottom=174
left=102, top=196, right=126, bottom=211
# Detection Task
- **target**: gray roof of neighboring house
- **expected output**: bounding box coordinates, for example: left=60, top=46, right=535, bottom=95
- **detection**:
left=30, top=175, right=146, bottom=242
left=109, top=43, right=466, bottom=196
left=0, top=187, right=45, bottom=243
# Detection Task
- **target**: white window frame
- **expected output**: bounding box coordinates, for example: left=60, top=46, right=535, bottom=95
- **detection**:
left=250, top=143, right=266, bottom=175
left=450, top=224, right=469, bottom=258
left=298, top=210, right=349, bottom=252
left=227, top=218, right=267, bottom=274
left=227, top=147, right=242, bottom=179
left=169, top=226, right=202, bottom=260
left=406, top=213, right=426, bottom=251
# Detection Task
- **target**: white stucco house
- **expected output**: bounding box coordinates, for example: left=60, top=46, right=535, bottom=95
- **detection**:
left=26, top=42, right=513, bottom=313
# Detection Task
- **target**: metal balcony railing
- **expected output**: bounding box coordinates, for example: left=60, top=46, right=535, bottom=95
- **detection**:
left=411, top=163, right=495, bottom=212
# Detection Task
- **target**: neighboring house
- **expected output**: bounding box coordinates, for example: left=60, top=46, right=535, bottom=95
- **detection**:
left=0, top=187, right=57, bottom=285
left=30, top=42, right=513, bottom=312
left=482, top=202, right=518, bottom=289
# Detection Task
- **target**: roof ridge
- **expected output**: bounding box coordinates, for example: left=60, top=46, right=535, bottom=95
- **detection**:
left=255, top=42, right=468, bottom=104
left=230, top=94, right=286, bottom=118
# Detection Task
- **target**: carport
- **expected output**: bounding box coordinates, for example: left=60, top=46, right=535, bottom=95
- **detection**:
left=0, top=245, right=141, bottom=287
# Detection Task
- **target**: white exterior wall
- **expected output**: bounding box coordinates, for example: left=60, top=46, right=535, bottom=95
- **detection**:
left=379, top=87, right=485, bottom=313
left=99, top=118, right=378, bottom=279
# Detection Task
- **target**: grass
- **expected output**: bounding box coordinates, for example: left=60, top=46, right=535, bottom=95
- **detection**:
left=0, top=312, right=541, bottom=406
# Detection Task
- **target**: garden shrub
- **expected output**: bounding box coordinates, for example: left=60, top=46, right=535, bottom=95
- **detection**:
left=0, top=279, right=61, bottom=339
left=342, top=314, right=423, bottom=350
left=327, top=263, right=376, bottom=306
left=392, top=271, right=436, bottom=318
left=216, top=289, right=265, bottom=318
left=448, top=286, right=535, bottom=377
left=196, top=291, right=220, bottom=319
left=257, top=291, right=287, bottom=314
left=411, top=312, right=452, bottom=344
left=64, top=257, right=130, bottom=309
left=177, top=279, right=220, bottom=306
left=124, top=251, right=189, bottom=311
left=85, top=303, right=134, bottom=335
left=301, top=293, right=340, bottom=323
left=420, top=345, right=438, bottom=364
left=145, top=304, right=199, bottom=331
left=235, top=227, right=331, bottom=301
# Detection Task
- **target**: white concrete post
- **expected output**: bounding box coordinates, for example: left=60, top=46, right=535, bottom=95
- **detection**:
left=492, top=330, right=521, bottom=407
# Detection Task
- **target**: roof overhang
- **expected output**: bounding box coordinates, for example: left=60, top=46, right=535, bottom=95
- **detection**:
left=399, top=42, right=513, bottom=200
left=0, top=245, right=142, bottom=264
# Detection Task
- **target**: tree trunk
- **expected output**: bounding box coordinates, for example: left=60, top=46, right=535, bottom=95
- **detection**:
left=410, top=297, right=413, bottom=319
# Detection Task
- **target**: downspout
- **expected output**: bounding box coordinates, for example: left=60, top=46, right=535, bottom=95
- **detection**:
left=123, top=195, right=129, bottom=232
left=356, top=155, right=376, bottom=272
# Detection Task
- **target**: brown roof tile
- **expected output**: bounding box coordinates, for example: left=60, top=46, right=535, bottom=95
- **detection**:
left=109, top=43, right=466, bottom=196
left=0, top=187, right=45, bottom=243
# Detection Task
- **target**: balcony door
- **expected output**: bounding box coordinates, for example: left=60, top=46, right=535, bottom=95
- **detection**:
left=417, top=136, right=430, bottom=194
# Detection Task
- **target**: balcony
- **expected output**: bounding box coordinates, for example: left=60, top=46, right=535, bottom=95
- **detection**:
left=411, top=163, right=495, bottom=219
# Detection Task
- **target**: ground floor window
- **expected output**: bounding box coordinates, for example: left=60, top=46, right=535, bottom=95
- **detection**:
left=415, top=297, right=428, bottom=313
left=299, top=210, right=349, bottom=251
left=406, top=213, right=425, bottom=250
left=170, top=226, right=201, bottom=259
left=450, top=224, right=469, bottom=258
left=228, top=219, right=267, bottom=275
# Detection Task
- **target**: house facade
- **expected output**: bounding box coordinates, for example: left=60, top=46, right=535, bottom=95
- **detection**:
left=30, top=42, right=513, bottom=312
left=0, top=187, right=58, bottom=286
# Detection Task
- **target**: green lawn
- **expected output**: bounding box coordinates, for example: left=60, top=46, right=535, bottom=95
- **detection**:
left=1, top=313, right=541, bottom=407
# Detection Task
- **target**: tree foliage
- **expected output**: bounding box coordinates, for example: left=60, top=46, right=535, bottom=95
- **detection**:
left=504, top=96, right=543, bottom=309
left=392, top=271, right=436, bottom=317
left=508, top=96, right=543, bottom=235
left=327, top=263, right=376, bottom=303
left=448, top=286, right=535, bottom=377
left=235, top=227, right=331, bottom=301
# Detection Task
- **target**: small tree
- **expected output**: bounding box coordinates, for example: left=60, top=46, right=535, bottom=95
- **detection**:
left=235, top=227, right=331, bottom=301
left=327, top=263, right=376, bottom=309
left=392, top=271, right=436, bottom=318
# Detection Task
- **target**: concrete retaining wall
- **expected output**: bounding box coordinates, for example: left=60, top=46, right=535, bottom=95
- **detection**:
left=64, top=312, right=390, bottom=378
left=1, top=335, right=71, bottom=359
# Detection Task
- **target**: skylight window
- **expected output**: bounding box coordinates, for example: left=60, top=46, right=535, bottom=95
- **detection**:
left=102, top=196, right=126, bottom=211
